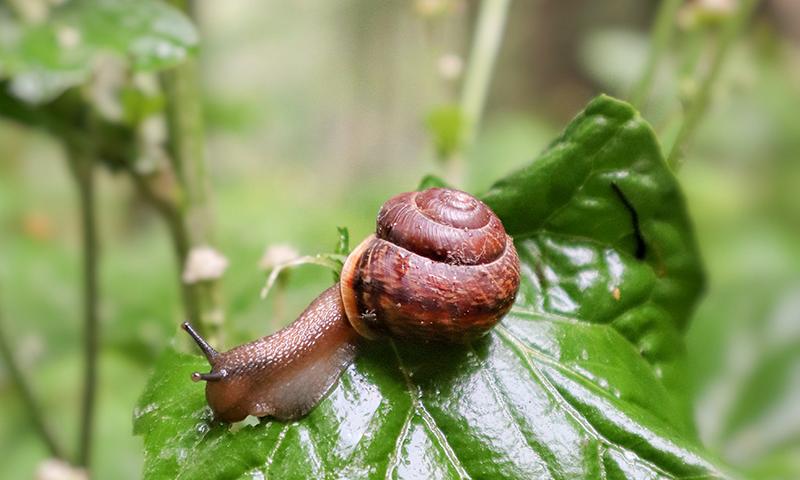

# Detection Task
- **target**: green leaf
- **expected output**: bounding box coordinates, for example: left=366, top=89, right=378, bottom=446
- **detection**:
left=0, top=0, right=198, bottom=103
left=134, top=96, right=722, bottom=479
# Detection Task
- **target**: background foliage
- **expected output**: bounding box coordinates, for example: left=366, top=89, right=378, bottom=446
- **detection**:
left=0, top=0, right=799, bottom=479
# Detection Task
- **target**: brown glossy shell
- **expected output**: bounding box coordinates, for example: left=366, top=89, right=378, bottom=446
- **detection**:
left=340, top=188, right=520, bottom=343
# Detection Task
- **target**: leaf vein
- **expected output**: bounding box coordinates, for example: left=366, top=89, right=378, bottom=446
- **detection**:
left=384, top=403, right=413, bottom=480
left=470, top=345, right=560, bottom=479
left=264, top=424, right=289, bottom=480
left=389, top=340, right=471, bottom=479
left=495, top=326, right=682, bottom=479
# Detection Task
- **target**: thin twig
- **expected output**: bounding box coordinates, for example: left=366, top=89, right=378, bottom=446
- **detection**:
left=126, top=171, right=201, bottom=331
left=0, top=83, right=107, bottom=469
left=666, top=0, right=760, bottom=169
left=65, top=147, right=100, bottom=468
left=631, top=0, right=683, bottom=107
left=0, top=291, right=66, bottom=459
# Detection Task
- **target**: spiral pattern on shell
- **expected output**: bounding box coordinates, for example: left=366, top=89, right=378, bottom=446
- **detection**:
left=340, top=188, right=520, bottom=343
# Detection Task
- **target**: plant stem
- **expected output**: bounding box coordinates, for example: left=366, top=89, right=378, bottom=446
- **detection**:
left=0, top=292, right=66, bottom=459
left=460, top=0, right=512, bottom=148
left=666, top=0, right=759, bottom=170
left=631, top=0, right=682, bottom=107
left=66, top=147, right=99, bottom=468
left=162, top=0, right=224, bottom=344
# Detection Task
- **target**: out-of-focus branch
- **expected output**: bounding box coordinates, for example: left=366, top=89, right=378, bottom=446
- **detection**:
left=64, top=146, right=100, bottom=468
left=161, top=0, right=225, bottom=345
left=0, top=291, right=66, bottom=459
left=460, top=0, right=512, bottom=147
left=0, top=85, right=103, bottom=467
left=126, top=170, right=201, bottom=329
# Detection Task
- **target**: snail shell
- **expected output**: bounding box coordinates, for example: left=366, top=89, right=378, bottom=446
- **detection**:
left=340, top=188, right=519, bottom=343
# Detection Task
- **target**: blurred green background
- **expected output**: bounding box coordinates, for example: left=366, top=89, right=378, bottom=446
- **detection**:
left=1, top=0, right=799, bottom=478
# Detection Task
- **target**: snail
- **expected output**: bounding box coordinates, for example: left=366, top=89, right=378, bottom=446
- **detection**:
left=183, top=187, right=520, bottom=422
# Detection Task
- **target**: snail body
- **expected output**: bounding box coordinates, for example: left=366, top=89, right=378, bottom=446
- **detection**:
left=184, top=188, right=520, bottom=422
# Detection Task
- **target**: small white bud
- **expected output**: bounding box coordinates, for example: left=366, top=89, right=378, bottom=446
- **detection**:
left=414, top=0, right=449, bottom=17
left=8, top=0, right=49, bottom=23
left=183, top=246, right=229, bottom=284
left=56, top=26, right=81, bottom=49
left=679, top=0, right=736, bottom=29
left=438, top=53, right=463, bottom=80
left=698, top=0, right=735, bottom=14
left=36, top=459, right=87, bottom=480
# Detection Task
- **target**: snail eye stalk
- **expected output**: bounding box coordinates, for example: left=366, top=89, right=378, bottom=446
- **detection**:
left=182, top=321, right=219, bottom=362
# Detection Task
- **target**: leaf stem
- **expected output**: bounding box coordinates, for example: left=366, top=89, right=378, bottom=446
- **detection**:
left=460, top=0, right=512, bottom=148
left=666, top=0, right=759, bottom=170
left=630, top=0, right=682, bottom=107
left=0, top=291, right=66, bottom=459
left=65, top=147, right=100, bottom=468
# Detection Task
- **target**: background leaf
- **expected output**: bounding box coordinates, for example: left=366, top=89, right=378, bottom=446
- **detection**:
left=689, top=274, right=800, bottom=478
left=134, top=95, right=722, bottom=479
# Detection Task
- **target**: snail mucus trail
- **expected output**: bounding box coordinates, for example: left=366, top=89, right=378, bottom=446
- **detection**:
left=183, top=188, right=521, bottom=422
